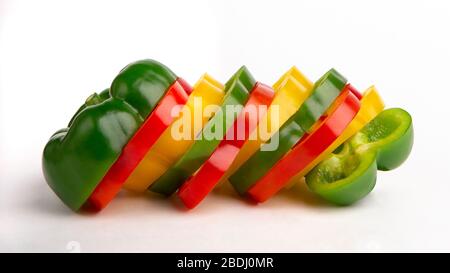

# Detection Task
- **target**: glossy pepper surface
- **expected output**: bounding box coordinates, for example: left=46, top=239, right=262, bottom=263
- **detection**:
left=149, top=66, right=256, bottom=196
left=229, top=69, right=347, bottom=195
left=247, top=84, right=361, bottom=202
left=120, top=74, right=224, bottom=192
left=177, top=82, right=275, bottom=209
left=43, top=59, right=179, bottom=210
left=306, top=108, right=413, bottom=205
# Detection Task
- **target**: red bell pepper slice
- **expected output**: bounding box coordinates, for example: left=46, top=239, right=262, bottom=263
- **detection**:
left=87, top=78, right=192, bottom=210
left=247, top=84, right=361, bottom=203
left=177, top=83, right=275, bottom=209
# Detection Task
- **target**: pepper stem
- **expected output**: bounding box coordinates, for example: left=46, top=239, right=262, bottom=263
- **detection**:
left=85, top=93, right=102, bottom=106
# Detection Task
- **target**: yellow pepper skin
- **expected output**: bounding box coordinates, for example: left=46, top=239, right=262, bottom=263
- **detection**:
left=123, top=74, right=225, bottom=192
left=219, top=67, right=313, bottom=184
left=285, top=86, right=385, bottom=187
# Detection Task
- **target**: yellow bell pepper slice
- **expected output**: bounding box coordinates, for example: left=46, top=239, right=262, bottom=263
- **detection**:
left=285, top=85, right=385, bottom=188
left=219, top=66, right=313, bottom=184
left=123, top=74, right=225, bottom=192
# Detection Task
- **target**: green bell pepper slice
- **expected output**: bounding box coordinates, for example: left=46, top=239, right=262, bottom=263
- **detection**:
left=229, top=68, right=347, bottom=195
left=306, top=108, right=413, bottom=205
left=150, top=66, right=256, bottom=196
left=43, top=59, right=177, bottom=211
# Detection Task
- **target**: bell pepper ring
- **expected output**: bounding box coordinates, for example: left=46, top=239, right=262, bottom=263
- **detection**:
left=87, top=77, right=193, bottom=210
left=177, top=82, right=275, bottom=209
left=229, top=68, right=348, bottom=195
left=285, top=85, right=384, bottom=188
left=306, top=108, right=413, bottom=205
left=119, top=74, right=224, bottom=192
left=217, top=67, right=313, bottom=185
left=247, top=84, right=361, bottom=203
left=43, top=59, right=179, bottom=211
left=149, top=66, right=256, bottom=196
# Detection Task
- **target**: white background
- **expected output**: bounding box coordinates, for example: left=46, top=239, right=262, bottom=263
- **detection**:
left=1, top=0, right=449, bottom=252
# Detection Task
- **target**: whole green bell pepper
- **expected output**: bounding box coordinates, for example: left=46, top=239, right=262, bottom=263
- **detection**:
left=42, top=59, right=178, bottom=211
left=305, top=108, right=414, bottom=205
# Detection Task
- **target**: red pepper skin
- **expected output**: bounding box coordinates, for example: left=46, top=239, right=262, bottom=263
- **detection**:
left=87, top=78, right=192, bottom=210
left=247, top=84, right=361, bottom=203
left=177, top=83, right=275, bottom=209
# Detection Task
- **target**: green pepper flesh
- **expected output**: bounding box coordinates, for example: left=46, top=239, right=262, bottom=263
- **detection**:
left=306, top=108, right=414, bottom=205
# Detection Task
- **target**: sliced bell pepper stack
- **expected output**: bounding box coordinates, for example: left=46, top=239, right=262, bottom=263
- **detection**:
left=43, top=59, right=180, bottom=211
left=177, top=82, right=275, bottom=209
left=247, top=84, right=361, bottom=202
left=149, top=66, right=256, bottom=195
left=229, top=69, right=347, bottom=195
left=219, top=67, right=313, bottom=184
left=119, top=74, right=224, bottom=192
left=306, top=108, right=413, bottom=205
left=285, top=86, right=384, bottom=187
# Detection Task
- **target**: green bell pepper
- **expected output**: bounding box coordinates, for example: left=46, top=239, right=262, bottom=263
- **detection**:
left=306, top=108, right=414, bottom=205
left=42, top=59, right=177, bottom=211
left=150, top=66, right=256, bottom=196
left=229, top=68, right=347, bottom=195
